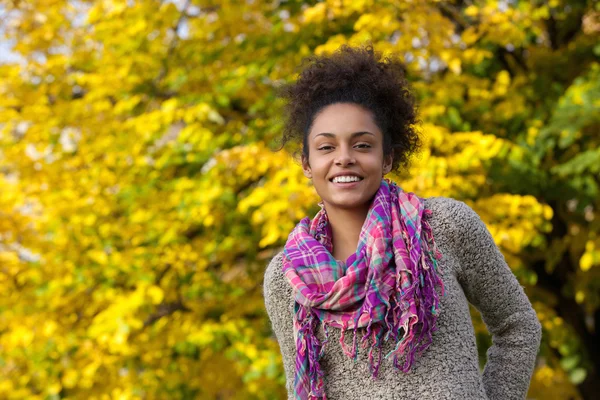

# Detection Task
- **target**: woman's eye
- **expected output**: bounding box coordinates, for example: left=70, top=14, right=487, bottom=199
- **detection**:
left=356, top=144, right=371, bottom=148
left=318, top=146, right=333, bottom=151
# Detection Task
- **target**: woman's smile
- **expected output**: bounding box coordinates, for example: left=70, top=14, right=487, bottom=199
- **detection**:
left=330, top=176, right=364, bottom=188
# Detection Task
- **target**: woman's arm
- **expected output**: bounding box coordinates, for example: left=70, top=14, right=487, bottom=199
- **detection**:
left=263, top=251, right=296, bottom=399
left=450, top=200, right=542, bottom=400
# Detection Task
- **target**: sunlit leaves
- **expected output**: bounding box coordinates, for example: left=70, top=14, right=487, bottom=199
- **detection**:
left=0, top=0, right=598, bottom=398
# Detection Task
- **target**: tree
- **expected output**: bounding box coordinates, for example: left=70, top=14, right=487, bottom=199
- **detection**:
left=0, top=0, right=598, bottom=398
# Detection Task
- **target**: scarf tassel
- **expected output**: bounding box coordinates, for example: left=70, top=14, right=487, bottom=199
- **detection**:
left=294, top=309, right=327, bottom=400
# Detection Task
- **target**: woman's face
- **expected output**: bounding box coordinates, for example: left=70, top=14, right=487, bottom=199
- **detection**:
left=302, top=102, right=392, bottom=213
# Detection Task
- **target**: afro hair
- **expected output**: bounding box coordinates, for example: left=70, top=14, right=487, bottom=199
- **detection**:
left=275, top=44, right=423, bottom=172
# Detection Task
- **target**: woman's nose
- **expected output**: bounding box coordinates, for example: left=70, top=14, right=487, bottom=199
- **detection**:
left=334, top=147, right=355, bottom=166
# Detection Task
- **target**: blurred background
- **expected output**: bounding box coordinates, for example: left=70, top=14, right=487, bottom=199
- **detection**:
left=0, top=0, right=598, bottom=399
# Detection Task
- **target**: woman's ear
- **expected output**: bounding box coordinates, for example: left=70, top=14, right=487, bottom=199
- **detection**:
left=302, top=154, right=312, bottom=179
left=383, top=154, right=393, bottom=175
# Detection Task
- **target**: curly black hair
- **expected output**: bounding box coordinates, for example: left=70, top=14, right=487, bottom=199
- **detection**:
left=275, top=44, right=423, bottom=172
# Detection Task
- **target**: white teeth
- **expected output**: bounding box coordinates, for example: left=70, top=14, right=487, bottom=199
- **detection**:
left=332, top=176, right=361, bottom=183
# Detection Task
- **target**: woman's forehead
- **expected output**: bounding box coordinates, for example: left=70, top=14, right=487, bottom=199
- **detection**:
left=310, top=103, right=381, bottom=139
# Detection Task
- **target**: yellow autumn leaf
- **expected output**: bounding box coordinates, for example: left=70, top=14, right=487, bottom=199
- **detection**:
left=579, top=252, right=594, bottom=272
left=146, top=285, right=164, bottom=305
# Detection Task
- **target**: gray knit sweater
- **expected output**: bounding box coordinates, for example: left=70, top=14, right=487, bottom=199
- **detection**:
left=263, top=197, right=542, bottom=400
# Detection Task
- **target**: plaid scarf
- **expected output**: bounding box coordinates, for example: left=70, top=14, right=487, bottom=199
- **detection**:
left=282, top=179, right=445, bottom=400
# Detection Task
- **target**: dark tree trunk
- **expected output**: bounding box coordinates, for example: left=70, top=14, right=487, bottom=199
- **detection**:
left=532, top=200, right=600, bottom=400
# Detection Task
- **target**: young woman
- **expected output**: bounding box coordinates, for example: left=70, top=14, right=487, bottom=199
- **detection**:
left=263, top=45, right=541, bottom=400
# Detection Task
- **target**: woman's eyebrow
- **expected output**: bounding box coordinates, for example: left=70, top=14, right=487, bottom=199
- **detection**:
left=313, top=131, right=375, bottom=140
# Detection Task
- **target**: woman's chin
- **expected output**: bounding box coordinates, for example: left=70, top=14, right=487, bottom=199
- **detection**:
left=325, top=196, right=371, bottom=211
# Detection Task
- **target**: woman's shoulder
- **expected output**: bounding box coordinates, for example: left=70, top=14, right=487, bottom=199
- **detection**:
left=264, top=250, right=285, bottom=281
left=421, top=196, right=487, bottom=252
left=263, top=250, right=291, bottom=299
left=263, top=250, right=294, bottom=326
left=423, top=196, right=481, bottom=225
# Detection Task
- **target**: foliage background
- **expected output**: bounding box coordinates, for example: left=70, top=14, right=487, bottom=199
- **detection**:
left=0, top=0, right=598, bottom=399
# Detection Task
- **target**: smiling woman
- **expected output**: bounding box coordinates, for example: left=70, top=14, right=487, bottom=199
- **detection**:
left=264, top=44, right=541, bottom=400
left=302, top=103, right=392, bottom=262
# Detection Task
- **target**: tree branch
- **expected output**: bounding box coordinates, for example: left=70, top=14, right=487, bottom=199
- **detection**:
left=143, top=300, right=191, bottom=327
left=436, top=2, right=469, bottom=33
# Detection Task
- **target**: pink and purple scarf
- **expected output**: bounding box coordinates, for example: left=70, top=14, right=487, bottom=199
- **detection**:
left=282, top=178, right=445, bottom=399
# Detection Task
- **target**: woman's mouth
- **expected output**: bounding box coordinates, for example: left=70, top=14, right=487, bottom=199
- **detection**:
left=330, top=175, right=364, bottom=188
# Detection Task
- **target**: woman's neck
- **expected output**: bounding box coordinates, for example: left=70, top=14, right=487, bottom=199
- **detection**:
left=326, top=205, right=369, bottom=262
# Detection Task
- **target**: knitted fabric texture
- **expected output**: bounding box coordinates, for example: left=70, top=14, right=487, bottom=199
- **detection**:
left=282, top=179, right=445, bottom=400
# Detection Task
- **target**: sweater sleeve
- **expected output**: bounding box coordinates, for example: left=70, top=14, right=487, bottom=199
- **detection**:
left=263, top=251, right=296, bottom=399
left=449, top=199, right=542, bottom=400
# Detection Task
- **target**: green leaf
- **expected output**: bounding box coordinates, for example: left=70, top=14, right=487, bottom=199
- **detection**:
left=569, top=367, right=587, bottom=385
left=559, top=354, right=580, bottom=371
